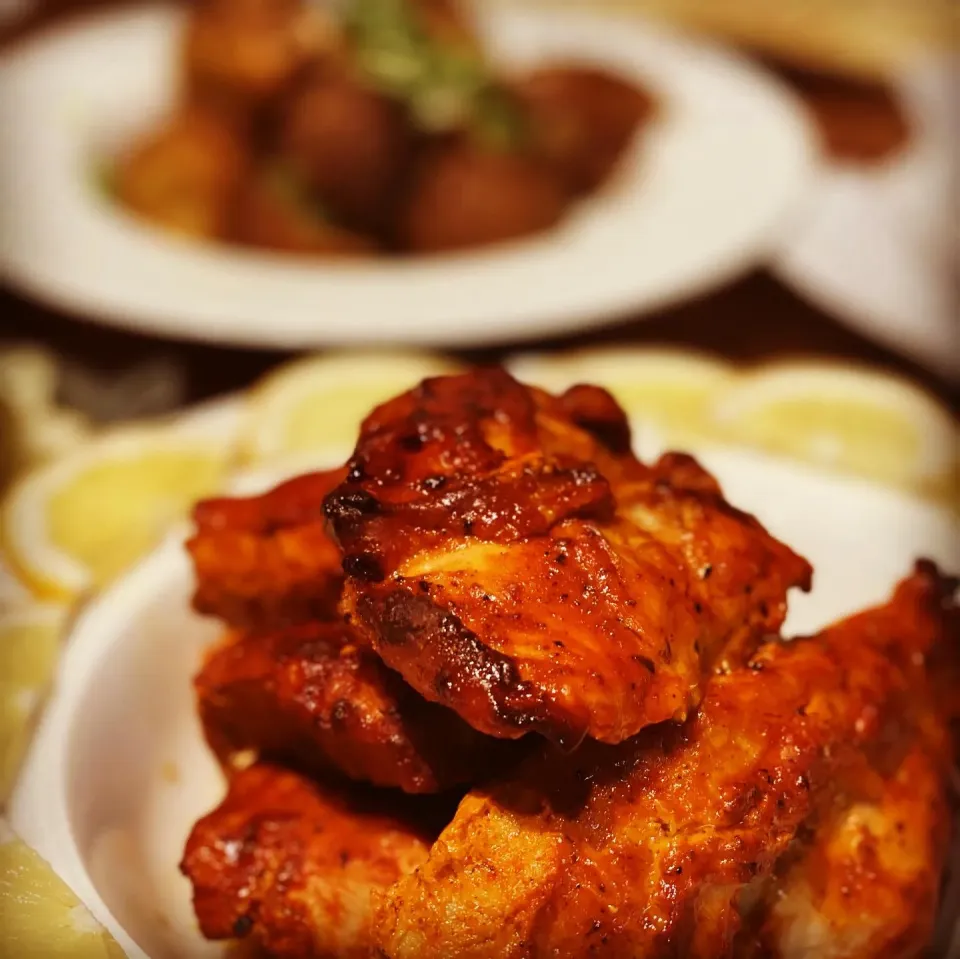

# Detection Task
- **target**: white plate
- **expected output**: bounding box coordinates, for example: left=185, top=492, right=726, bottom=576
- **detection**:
left=9, top=444, right=959, bottom=958
left=0, top=4, right=816, bottom=349
left=774, top=59, right=959, bottom=381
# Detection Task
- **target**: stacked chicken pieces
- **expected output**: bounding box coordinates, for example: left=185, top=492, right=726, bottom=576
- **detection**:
left=181, top=369, right=957, bottom=959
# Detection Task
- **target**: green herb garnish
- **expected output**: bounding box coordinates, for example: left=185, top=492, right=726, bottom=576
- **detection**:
left=344, top=0, right=528, bottom=149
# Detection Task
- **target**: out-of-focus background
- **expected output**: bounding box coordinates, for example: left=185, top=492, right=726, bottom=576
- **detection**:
left=0, top=0, right=956, bottom=421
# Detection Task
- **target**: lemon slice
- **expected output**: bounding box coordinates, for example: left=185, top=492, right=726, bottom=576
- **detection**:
left=1, top=426, right=235, bottom=601
left=510, top=348, right=736, bottom=447
left=0, top=820, right=125, bottom=958
left=242, top=351, right=461, bottom=461
left=711, top=362, right=958, bottom=493
left=0, top=553, right=32, bottom=617
left=0, top=404, right=91, bottom=489
left=0, top=347, right=93, bottom=487
left=0, top=605, right=67, bottom=803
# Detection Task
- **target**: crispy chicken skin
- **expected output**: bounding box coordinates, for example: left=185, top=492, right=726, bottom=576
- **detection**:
left=324, top=369, right=811, bottom=746
left=188, top=469, right=346, bottom=630
left=181, top=763, right=437, bottom=959
left=374, top=563, right=957, bottom=959
left=196, top=621, right=509, bottom=794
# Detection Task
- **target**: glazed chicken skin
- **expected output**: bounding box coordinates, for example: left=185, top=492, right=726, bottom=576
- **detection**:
left=196, top=621, right=509, bottom=794
left=374, top=563, right=957, bottom=959
left=181, top=763, right=440, bottom=959
left=324, top=369, right=811, bottom=747
left=188, top=469, right=346, bottom=630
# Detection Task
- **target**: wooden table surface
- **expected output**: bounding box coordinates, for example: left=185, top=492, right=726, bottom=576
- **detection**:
left=1, top=0, right=955, bottom=416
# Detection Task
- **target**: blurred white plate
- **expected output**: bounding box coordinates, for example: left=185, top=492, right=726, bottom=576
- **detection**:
left=0, top=4, right=815, bottom=349
left=9, top=444, right=959, bottom=958
left=774, top=60, right=959, bottom=381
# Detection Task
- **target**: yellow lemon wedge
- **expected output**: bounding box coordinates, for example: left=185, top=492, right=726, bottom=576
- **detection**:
left=0, top=605, right=67, bottom=804
left=510, top=348, right=736, bottom=446
left=710, top=362, right=958, bottom=494
left=0, top=425, right=235, bottom=602
left=0, top=820, right=125, bottom=958
left=242, top=351, right=461, bottom=462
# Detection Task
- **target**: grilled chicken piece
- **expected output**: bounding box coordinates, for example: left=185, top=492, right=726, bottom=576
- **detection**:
left=616, top=450, right=813, bottom=675
left=374, top=562, right=957, bottom=959
left=325, top=368, right=811, bottom=746
left=742, top=739, right=954, bottom=959
left=196, top=621, right=509, bottom=794
left=181, top=763, right=442, bottom=959
left=743, top=569, right=959, bottom=959
left=188, top=469, right=346, bottom=630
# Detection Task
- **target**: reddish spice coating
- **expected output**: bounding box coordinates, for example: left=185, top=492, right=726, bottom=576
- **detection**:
left=196, top=621, right=513, bottom=794
left=325, top=368, right=811, bottom=746
left=375, top=562, right=958, bottom=959
left=187, top=469, right=346, bottom=630
left=181, top=763, right=440, bottom=959
left=741, top=741, right=954, bottom=959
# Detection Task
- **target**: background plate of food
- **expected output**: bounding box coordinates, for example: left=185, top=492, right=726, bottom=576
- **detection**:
left=773, top=58, right=959, bottom=381
left=0, top=0, right=815, bottom=348
left=536, top=0, right=958, bottom=377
